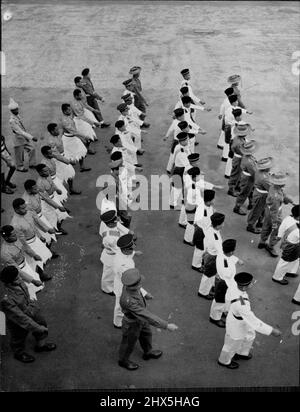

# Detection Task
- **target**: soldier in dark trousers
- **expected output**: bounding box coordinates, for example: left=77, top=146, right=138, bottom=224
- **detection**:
left=246, top=157, right=273, bottom=234
left=0, top=266, right=56, bottom=363
left=118, top=268, right=178, bottom=370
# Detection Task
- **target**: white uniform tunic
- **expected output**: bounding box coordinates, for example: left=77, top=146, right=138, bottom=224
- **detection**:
left=218, top=289, right=272, bottom=365
left=192, top=204, right=214, bottom=268
left=117, top=114, right=142, bottom=150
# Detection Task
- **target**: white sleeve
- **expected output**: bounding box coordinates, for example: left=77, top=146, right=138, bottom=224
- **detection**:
left=166, top=120, right=176, bottom=138
left=191, top=103, right=205, bottom=112
left=239, top=306, right=273, bottom=335
left=188, top=85, right=201, bottom=104
left=219, top=101, right=225, bottom=116
left=277, top=219, right=287, bottom=239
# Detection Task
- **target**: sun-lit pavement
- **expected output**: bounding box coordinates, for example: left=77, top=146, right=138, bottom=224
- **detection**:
left=1, top=1, right=299, bottom=390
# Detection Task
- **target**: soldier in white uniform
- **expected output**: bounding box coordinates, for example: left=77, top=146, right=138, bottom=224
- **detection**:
left=180, top=68, right=206, bottom=106
left=209, top=239, right=244, bottom=328
left=100, top=211, right=129, bottom=295
left=117, top=103, right=144, bottom=151
left=110, top=134, right=139, bottom=166
left=198, top=213, right=225, bottom=299
left=113, top=234, right=146, bottom=328
left=218, top=272, right=281, bottom=369
left=120, top=93, right=150, bottom=128
left=8, top=98, right=37, bottom=172
left=169, top=132, right=191, bottom=209
left=115, top=120, right=144, bottom=156
left=272, top=205, right=299, bottom=285
left=217, top=87, right=234, bottom=149
left=192, top=190, right=215, bottom=271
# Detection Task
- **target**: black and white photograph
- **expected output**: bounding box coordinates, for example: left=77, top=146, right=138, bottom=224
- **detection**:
left=0, top=0, right=299, bottom=396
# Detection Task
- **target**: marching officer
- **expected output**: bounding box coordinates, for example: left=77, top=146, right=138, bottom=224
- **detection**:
left=0, top=266, right=56, bottom=363
left=8, top=98, right=37, bottom=172
left=129, top=66, right=148, bottom=113
left=118, top=268, right=178, bottom=370
left=1, top=135, right=16, bottom=194
left=246, top=157, right=273, bottom=234
left=218, top=272, right=281, bottom=369
left=258, top=172, right=294, bottom=257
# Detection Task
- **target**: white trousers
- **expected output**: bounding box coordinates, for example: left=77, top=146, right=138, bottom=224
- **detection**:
left=192, top=247, right=204, bottom=268
left=217, top=130, right=225, bottom=148
left=189, top=137, right=195, bottom=153
left=273, top=258, right=299, bottom=281
left=294, top=282, right=300, bottom=302
left=225, top=157, right=232, bottom=177
left=178, top=205, right=187, bottom=225
left=184, top=222, right=195, bottom=243
left=199, top=274, right=215, bottom=295
left=222, top=142, right=229, bottom=160
left=113, top=276, right=123, bottom=327
left=166, top=152, right=174, bottom=173
left=210, top=300, right=226, bottom=320
left=129, top=125, right=142, bottom=150
left=218, top=330, right=256, bottom=365
left=169, top=186, right=182, bottom=208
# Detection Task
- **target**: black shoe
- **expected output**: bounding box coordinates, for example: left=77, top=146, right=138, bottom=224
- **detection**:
left=51, top=251, right=60, bottom=259
left=233, top=206, right=247, bottom=215
left=221, top=157, right=227, bottom=162
left=285, top=272, right=298, bottom=278
left=198, top=292, right=214, bottom=300
left=183, top=240, right=194, bottom=246
left=292, top=299, right=300, bottom=305
left=178, top=223, right=187, bottom=229
left=224, top=175, right=230, bottom=179
left=272, top=278, right=288, bottom=285
left=218, top=360, right=239, bottom=369
left=169, top=205, right=175, bottom=210
left=113, top=324, right=122, bottom=329
left=56, top=228, right=68, bottom=235
left=100, top=122, right=110, bottom=128
left=191, top=266, right=203, bottom=272
left=233, top=353, right=252, bottom=361
left=209, top=317, right=226, bottom=328
left=87, top=149, right=96, bottom=155
left=258, top=242, right=266, bottom=249
left=102, top=290, right=115, bottom=296
left=246, top=225, right=261, bottom=234
left=141, top=123, right=150, bottom=129
left=143, top=350, right=163, bottom=360
left=137, top=150, right=145, bottom=155
left=118, top=360, right=139, bottom=370
left=1, top=186, right=14, bottom=194
left=6, top=181, right=16, bottom=189
left=227, top=190, right=238, bottom=197
left=247, top=203, right=253, bottom=210
left=265, top=245, right=278, bottom=257
left=194, top=142, right=199, bottom=146
left=39, top=272, right=53, bottom=281
left=80, top=167, right=92, bottom=172
left=69, top=189, right=82, bottom=195
left=34, top=343, right=57, bottom=353
left=14, top=352, right=35, bottom=363
left=217, top=145, right=223, bottom=149
left=256, top=221, right=263, bottom=228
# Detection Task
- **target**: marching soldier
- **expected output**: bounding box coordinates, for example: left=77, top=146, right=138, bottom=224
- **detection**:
left=118, top=268, right=178, bottom=370
left=217, top=87, right=234, bottom=149
left=209, top=239, right=244, bottom=328
left=198, top=212, right=225, bottom=300
left=8, top=98, right=37, bottom=172
left=258, top=172, right=294, bottom=257
left=0, top=266, right=56, bottom=363
left=272, top=205, right=299, bottom=285
left=113, top=234, right=145, bottom=328
left=227, top=74, right=246, bottom=109
left=121, top=93, right=150, bottom=128
left=227, top=123, right=249, bottom=197
left=246, top=157, right=273, bottom=234
left=192, top=189, right=215, bottom=272
left=129, top=66, right=148, bottom=113
left=80, top=68, right=110, bottom=127
left=1, top=135, right=16, bottom=194
left=233, top=140, right=258, bottom=215
left=218, top=272, right=281, bottom=369
left=1, top=225, right=45, bottom=300
left=180, top=68, right=206, bottom=105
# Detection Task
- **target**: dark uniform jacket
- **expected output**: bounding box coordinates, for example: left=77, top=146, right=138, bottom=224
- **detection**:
left=120, top=287, right=168, bottom=329
left=1, top=281, right=43, bottom=333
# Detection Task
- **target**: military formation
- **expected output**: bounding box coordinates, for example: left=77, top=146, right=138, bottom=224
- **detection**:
left=1, top=66, right=299, bottom=374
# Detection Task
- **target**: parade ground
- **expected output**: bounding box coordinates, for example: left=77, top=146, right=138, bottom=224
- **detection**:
left=1, top=1, right=299, bottom=390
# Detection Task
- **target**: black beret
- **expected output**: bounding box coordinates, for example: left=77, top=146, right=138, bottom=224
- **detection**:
left=180, top=68, right=190, bottom=75
left=228, top=94, right=238, bottom=104
left=180, top=86, right=189, bottom=94
left=117, top=103, right=128, bottom=112
left=204, top=189, right=215, bottom=202
left=178, top=121, right=189, bottom=130
left=174, top=108, right=184, bottom=117
left=117, top=233, right=134, bottom=249
left=210, top=212, right=225, bottom=227
left=234, top=272, right=253, bottom=286
left=224, top=87, right=234, bottom=96
left=232, top=108, right=242, bottom=117
left=110, top=151, right=122, bottom=161
left=177, top=132, right=188, bottom=142
left=188, top=153, right=200, bottom=162
left=187, top=166, right=200, bottom=176
left=1, top=225, right=14, bottom=237
left=100, top=210, right=117, bottom=223
left=223, top=239, right=237, bottom=254
left=181, top=95, right=192, bottom=104
left=291, top=205, right=299, bottom=218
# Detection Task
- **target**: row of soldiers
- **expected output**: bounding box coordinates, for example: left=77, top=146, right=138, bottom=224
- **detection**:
left=163, top=68, right=299, bottom=368
left=0, top=65, right=151, bottom=363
